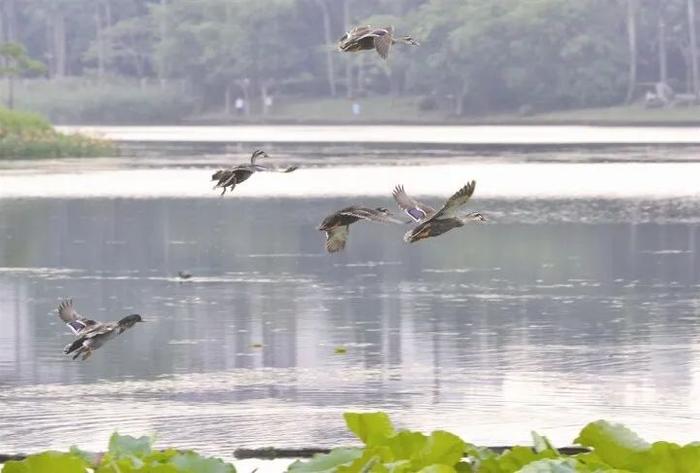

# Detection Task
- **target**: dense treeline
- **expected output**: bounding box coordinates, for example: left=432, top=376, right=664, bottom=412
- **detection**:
left=0, top=0, right=698, bottom=120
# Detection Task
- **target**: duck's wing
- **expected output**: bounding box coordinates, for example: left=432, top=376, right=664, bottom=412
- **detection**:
left=58, top=299, right=98, bottom=336
left=373, top=26, right=394, bottom=59
left=339, top=207, right=404, bottom=224
left=430, top=181, right=477, bottom=220
left=347, top=25, right=372, bottom=38
left=392, top=185, right=436, bottom=223
left=253, top=164, right=298, bottom=173
left=324, top=225, right=350, bottom=253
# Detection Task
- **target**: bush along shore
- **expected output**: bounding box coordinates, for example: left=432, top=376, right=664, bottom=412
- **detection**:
left=4, top=412, right=700, bottom=472
left=0, top=107, right=113, bottom=158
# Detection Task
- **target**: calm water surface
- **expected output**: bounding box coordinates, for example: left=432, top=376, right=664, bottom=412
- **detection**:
left=1, top=141, right=700, bottom=463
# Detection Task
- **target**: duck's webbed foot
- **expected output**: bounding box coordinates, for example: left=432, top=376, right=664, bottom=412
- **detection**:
left=81, top=349, right=93, bottom=361
left=72, top=347, right=84, bottom=360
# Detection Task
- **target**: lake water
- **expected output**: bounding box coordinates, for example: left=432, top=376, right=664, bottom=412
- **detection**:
left=1, top=133, right=700, bottom=469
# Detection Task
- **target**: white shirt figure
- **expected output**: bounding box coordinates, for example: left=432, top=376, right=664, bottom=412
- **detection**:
left=235, top=97, right=244, bottom=115
left=352, top=102, right=361, bottom=116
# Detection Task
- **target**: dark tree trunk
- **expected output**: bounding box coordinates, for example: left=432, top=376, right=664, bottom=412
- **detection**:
left=315, top=0, right=336, bottom=97
left=2, top=0, right=18, bottom=42
left=54, top=12, right=67, bottom=77
left=658, top=0, right=667, bottom=84
left=689, top=0, right=699, bottom=96
left=343, top=0, right=352, bottom=98
left=625, top=0, right=638, bottom=103
left=7, top=76, right=14, bottom=109
left=95, top=3, right=105, bottom=79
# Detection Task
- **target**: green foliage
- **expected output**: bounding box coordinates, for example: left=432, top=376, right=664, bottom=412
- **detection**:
left=5, top=432, right=236, bottom=473
left=3, top=78, right=193, bottom=125
left=10, top=0, right=700, bottom=120
left=0, top=106, right=114, bottom=158
left=289, top=413, right=700, bottom=472
left=4, top=419, right=700, bottom=472
left=288, top=448, right=363, bottom=472
left=0, top=42, right=45, bottom=78
left=3, top=451, right=89, bottom=473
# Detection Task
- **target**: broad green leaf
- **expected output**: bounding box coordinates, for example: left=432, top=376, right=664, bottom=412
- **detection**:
left=97, top=458, right=178, bottom=473
left=336, top=446, right=395, bottom=473
left=530, top=432, right=557, bottom=455
left=143, top=448, right=179, bottom=464
left=479, top=447, right=558, bottom=473
left=107, top=432, right=153, bottom=458
left=516, top=458, right=579, bottom=472
left=170, top=452, right=236, bottom=472
left=382, top=459, right=412, bottom=473
left=286, top=447, right=363, bottom=472
left=637, top=441, right=700, bottom=473
left=384, top=431, right=427, bottom=461
left=463, top=444, right=497, bottom=463
left=344, top=413, right=396, bottom=446
left=412, top=431, right=465, bottom=469
left=416, top=465, right=456, bottom=473
left=69, top=446, right=105, bottom=467
left=3, top=452, right=89, bottom=473
left=574, top=420, right=649, bottom=470
left=454, top=462, right=474, bottom=473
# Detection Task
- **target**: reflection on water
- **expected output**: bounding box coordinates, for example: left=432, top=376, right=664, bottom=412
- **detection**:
left=59, top=125, right=700, bottom=145
left=1, top=193, right=699, bottom=457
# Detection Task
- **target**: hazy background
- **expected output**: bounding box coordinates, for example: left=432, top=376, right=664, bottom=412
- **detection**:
left=0, top=0, right=699, bottom=124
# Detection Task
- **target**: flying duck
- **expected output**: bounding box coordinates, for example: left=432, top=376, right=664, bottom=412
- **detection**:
left=338, top=25, right=419, bottom=59
left=57, top=299, right=144, bottom=360
left=318, top=206, right=404, bottom=253
left=393, top=182, right=485, bottom=243
left=212, top=149, right=298, bottom=195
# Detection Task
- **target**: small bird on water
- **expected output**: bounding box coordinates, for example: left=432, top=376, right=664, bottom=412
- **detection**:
left=211, top=149, right=298, bottom=196
left=393, top=181, right=485, bottom=243
left=57, top=299, right=144, bottom=360
left=337, top=25, right=419, bottom=59
left=318, top=206, right=404, bottom=253
left=177, top=271, right=192, bottom=280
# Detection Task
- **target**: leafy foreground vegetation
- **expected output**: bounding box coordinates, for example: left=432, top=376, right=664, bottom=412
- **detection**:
left=3, top=432, right=236, bottom=473
left=289, top=413, right=700, bottom=472
left=6, top=412, right=700, bottom=472
left=0, top=107, right=113, bottom=158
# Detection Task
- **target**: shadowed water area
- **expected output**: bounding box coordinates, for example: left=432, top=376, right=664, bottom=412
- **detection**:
left=1, top=138, right=700, bottom=462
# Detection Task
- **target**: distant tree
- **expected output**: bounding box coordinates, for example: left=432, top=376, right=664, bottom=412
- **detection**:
left=0, top=42, right=45, bottom=108
left=625, top=0, right=639, bottom=102
left=314, top=0, right=337, bottom=96
left=152, top=0, right=304, bottom=111
left=688, top=0, right=699, bottom=95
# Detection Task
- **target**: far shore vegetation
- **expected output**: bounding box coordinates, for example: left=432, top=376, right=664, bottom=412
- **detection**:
left=5, top=78, right=700, bottom=127
left=0, top=106, right=114, bottom=158
left=0, top=1, right=699, bottom=127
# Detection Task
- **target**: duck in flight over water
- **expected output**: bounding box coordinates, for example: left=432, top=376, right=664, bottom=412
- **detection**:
left=318, top=206, right=404, bottom=253
left=337, top=25, right=419, bottom=60
left=57, top=299, right=144, bottom=360
left=393, top=181, right=485, bottom=243
left=211, top=149, right=298, bottom=195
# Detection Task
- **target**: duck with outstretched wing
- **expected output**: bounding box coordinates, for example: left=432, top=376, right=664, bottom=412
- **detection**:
left=393, top=181, right=485, bottom=243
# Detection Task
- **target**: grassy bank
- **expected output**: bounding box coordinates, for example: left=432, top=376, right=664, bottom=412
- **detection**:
left=5, top=78, right=700, bottom=126
left=0, top=107, right=114, bottom=158
left=3, top=78, right=192, bottom=125
left=190, top=97, right=700, bottom=126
